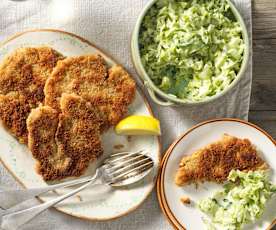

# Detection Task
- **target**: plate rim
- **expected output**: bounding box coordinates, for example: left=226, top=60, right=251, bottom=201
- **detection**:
left=157, top=118, right=276, bottom=230
left=0, top=29, right=162, bottom=221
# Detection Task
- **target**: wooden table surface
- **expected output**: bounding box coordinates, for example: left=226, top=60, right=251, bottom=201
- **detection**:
left=249, top=0, right=276, bottom=140
left=252, top=3, right=276, bottom=229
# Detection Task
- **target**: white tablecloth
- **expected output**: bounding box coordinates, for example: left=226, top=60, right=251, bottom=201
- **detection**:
left=0, top=0, right=252, bottom=229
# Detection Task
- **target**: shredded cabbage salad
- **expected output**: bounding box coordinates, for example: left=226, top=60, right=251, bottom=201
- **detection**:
left=198, top=170, right=276, bottom=230
left=139, top=0, right=245, bottom=101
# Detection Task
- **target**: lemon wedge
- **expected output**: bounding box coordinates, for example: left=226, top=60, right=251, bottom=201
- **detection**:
left=115, top=115, right=161, bottom=136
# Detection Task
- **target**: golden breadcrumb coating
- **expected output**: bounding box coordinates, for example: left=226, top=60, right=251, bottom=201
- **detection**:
left=27, top=94, right=103, bottom=181
left=44, top=55, right=136, bottom=130
left=0, top=47, right=64, bottom=143
left=175, top=134, right=268, bottom=186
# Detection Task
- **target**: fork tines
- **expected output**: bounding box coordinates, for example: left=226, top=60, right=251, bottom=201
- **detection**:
left=102, top=151, right=154, bottom=185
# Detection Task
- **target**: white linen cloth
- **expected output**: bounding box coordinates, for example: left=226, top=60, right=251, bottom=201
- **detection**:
left=0, top=0, right=252, bottom=229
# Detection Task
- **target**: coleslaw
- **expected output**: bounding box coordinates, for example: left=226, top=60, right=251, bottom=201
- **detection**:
left=139, top=0, right=245, bottom=101
left=198, top=170, right=276, bottom=230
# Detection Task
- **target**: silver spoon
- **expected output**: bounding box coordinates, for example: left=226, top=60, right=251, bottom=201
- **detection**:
left=1, top=151, right=154, bottom=230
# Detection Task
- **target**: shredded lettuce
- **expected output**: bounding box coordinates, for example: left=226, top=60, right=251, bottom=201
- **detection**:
left=139, top=0, right=245, bottom=101
left=198, top=170, right=276, bottom=230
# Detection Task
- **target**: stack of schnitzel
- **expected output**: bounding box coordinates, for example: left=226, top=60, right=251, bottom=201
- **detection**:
left=0, top=47, right=136, bottom=181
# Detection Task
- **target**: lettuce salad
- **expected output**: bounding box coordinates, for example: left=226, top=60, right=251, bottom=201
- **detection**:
left=139, top=0, right=245, bottom=101
left=198, top=170, right=276, bottom=230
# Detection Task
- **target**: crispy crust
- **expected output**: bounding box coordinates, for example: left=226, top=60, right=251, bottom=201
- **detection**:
left=105, top=65, right=137, bottom=125
left=27, top=94, right=103, bottom=181
left=175, top=134, right=268, bottom=186
left=0, top=94, right=31, bottom=143
left=0, top=47, right=64, bottom=143
left=44, top=55, right=107, bottom=111
left=44, top=55, right=136, bottom=130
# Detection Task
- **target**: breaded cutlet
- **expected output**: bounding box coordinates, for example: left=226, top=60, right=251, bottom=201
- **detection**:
left=27, top=94, right=103, bottom=181
left=44, top=55, right=136, bottom=131
left=175, top=134, right=268, bottom=186
left=0, top=47, right=64, bottom=143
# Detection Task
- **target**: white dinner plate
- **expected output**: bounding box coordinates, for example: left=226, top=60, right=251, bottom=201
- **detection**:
left=157, top=118, right=276, bottom=230
left=0, top=29, right=161, bottom=221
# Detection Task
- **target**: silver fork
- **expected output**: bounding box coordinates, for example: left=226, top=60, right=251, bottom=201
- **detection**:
left=0, top=150, right=149, bottom=210
left=1, top=151, right=154, bottom=230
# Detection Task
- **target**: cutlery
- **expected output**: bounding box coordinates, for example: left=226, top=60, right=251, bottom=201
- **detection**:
left=1, top=150, right=154, bottom=230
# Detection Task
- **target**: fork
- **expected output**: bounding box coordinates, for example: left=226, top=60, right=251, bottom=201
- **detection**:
left=0, top=150, right=149, bottom=209
left=1, top=151, right=154, bottom=230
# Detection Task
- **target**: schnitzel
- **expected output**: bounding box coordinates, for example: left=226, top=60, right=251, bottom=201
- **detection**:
left=27, top=94, right=103, bottom=181
left=175, top=134, right=268, bottom=186
left=0, top=48, right=136, bottom=181
left=28, top=54, right=136, bottom=181
left=44, top=55, right=107, bottom=112
left=44, top=55, right=136, bottom=131
left=0, top=47, right=64, bottom=143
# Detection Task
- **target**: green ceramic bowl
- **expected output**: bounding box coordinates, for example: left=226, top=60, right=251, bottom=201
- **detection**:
left=131, top=0, right=250, bottom=106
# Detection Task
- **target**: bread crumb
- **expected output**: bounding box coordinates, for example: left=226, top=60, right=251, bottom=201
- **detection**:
left=76, top=195, right=82, bottom=202
left=127, top=136, right=132, bottom=142
left=114, top=144, right=124, bottom=150
left=180, top=196, right=191, bottom=205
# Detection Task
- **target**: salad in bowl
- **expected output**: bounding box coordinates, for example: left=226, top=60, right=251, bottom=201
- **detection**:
left=131, top=0, right=249, bottom=106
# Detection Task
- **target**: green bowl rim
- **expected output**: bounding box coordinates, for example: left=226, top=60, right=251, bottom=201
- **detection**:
left=131, top=0, right=250, bottom=106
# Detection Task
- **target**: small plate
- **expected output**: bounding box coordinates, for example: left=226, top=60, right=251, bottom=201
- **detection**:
left=0, top=29, right=161, bottom=221
left=157, top=118, right=276, bottom=230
